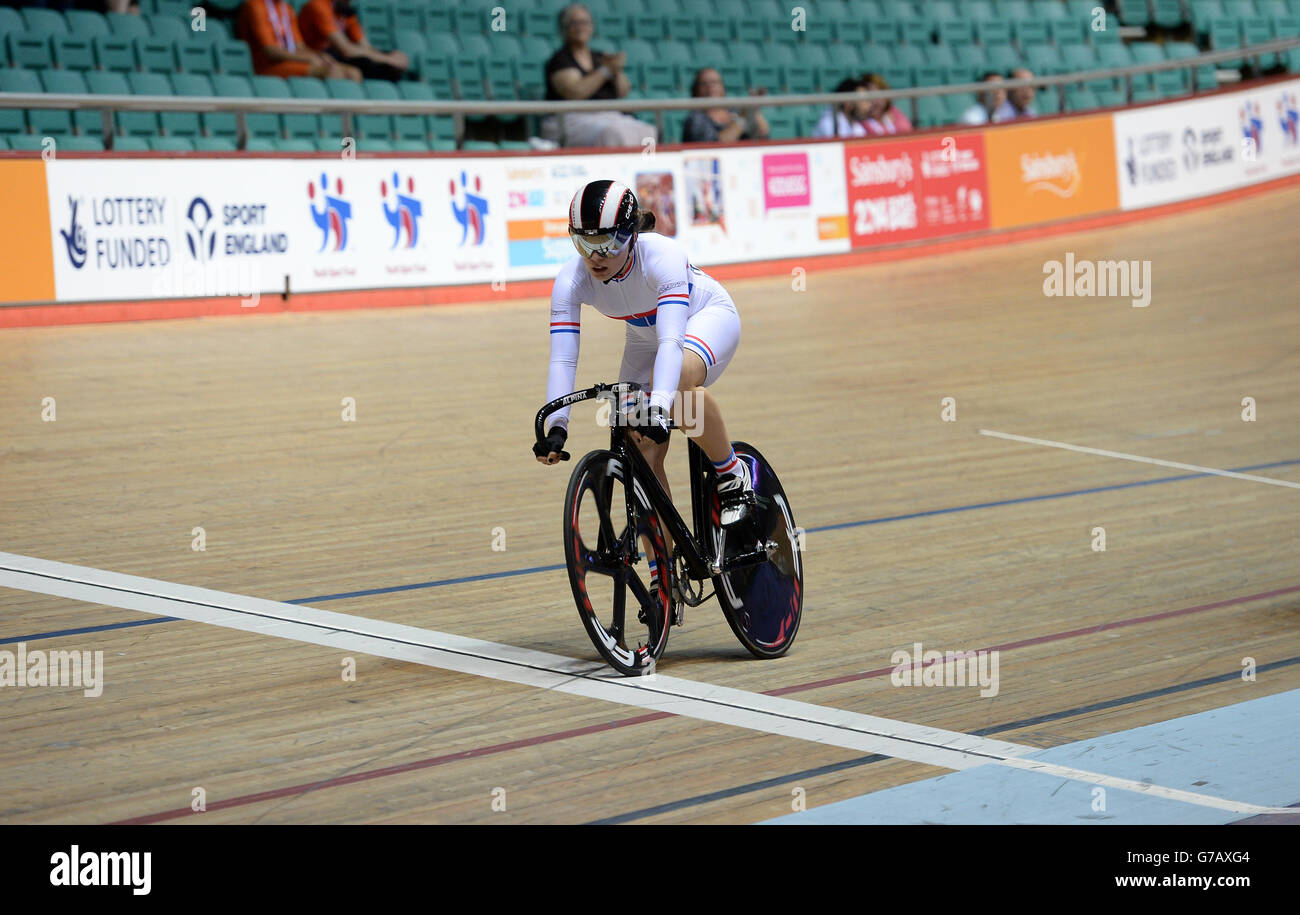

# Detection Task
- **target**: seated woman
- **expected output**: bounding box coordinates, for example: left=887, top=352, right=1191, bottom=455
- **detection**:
left=811, top=77, right=871, bottom=138
left=545, top=3, right=655, bottom=148
left=681, top=68, right=770, bottom=143
left=860, top=73, right=913, bottom=135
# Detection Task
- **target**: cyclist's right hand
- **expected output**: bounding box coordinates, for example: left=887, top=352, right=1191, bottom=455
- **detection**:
left=533, top=426, right=569, bottom=464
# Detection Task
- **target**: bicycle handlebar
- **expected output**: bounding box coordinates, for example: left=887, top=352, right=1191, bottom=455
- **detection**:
left=535, top=382, right=661, bottom=459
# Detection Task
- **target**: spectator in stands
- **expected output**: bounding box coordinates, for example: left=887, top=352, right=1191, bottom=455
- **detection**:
left=997, top=67, right=1038, bottom=120
left=681, top=68, right=770, bottom=143
left=544, top=3, right=656, bottom=148
left=298, top=0, right=409, bottom=82
left=238, top=0, right=361, bottom=81
left=811, top=77, right=872, bottom=138
left=860, top=73, right=913, bottom=135
left=959, top=72, right=1007, bottom=125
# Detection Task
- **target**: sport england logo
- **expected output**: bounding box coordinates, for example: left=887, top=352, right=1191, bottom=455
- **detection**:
left=308, top=173, right=352, bottom=252
left=61, top=196, right=88, bottom=269
left=185, top=196, right=217, bottom=263
left=451, top=170, right=489, bottom=246
left=382, top=172, right=422, bottom=249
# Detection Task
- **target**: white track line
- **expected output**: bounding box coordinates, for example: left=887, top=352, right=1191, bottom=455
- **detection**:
left=2, top=550, right=1295, bottom=816
left=979, top=429, right=1300, bottom=490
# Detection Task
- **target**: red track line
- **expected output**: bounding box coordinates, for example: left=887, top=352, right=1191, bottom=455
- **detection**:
left=110, top=582, right=1300, bottom=824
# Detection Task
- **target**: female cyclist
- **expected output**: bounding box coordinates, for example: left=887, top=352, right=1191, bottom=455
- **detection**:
left=534, top=179, right=756, bottom=553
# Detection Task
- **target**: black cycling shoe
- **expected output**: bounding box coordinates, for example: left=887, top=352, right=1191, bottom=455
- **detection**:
left=717, top=462, right=757, bottom=528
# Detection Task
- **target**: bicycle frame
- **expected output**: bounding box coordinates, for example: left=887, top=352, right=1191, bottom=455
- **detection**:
left=535, top=383, right=776, bottom=582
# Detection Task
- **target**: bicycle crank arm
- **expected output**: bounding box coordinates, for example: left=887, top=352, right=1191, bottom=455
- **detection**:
left=713, top=540, right=780, bottom=574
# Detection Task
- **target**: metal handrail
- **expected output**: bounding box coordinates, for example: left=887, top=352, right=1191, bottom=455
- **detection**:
left=1, top=35, right=1296, bottom=143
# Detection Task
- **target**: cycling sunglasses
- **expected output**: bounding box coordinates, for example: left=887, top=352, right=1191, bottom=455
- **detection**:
left=569, top=226, right=634, bottom=259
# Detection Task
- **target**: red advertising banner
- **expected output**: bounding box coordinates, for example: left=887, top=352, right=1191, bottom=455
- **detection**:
left=844, top=133, right=991, bottom=247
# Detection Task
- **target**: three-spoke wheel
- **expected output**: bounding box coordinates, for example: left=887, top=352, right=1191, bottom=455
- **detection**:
left=563, top=450, right=672, bottom=676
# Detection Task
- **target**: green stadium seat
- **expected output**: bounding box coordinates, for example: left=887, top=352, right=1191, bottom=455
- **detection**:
left=764, top=42, right=796, bottom=66
left=746, top=64, right=782, bottom=92
left=940, top=21, right=974, bottom=46
left=393, top=0, right=424, bottom=34
left=272, top=137, right=313, bottom=152
left=1189, top=1, right=1227, bottom=38
left=1151, top=0, right=1185, bottom=28
left=1129, top=42, right=1165, bottom=64
left=324, top=78, right=363, bottom=100
left=914, top=95, right=947, bottom=129
left=947, top=64, right=976, bottom=86
left=1064, top=86, right=1100, bottom=110
left=813, top=66, right=842, bottom=91
left=698, top=14, right=730, bottom=43
left=1167, top=42, right=1218, bottom=89
left=976, top=20, right=1012, bottom=46
left=109, top=133, right=149, bottom=150
left=1098, top=43, right=1134, bottom=68
left=718, top=63, right=747, bottom=91
left=7, top=33, right=55, bottom=70
left=521, top=10, right=553, bottom=36
left=664, top=13, right=695, bottom=41
left=35, top=69, right=104, bottom=136
left=763, top=107, right=796, bottom=139
left=1050, top=19, right=1087, bottom=45
left=1014, top=20, right=1051, bottom=48
left=1242, top=18, right=1277, bottom=67
left=804, top=18, right=833, bottom=45
left=927, top=44, right=958, bottom=68
left=486, top=58, right=519, bottom=105
left=631, top=14, right=666, bottom=41
left=865, top=21, right=898, bottom=45
left=964, top=0, right=997, bottom=20
left=1092, top=14, right=1122, bottom=44
left=65, top=9, right=110, bottom=38
left=986, top=44, right=1023, bottom=70
left=459, top=34, right=493, bottom=58
left=105, top=11, right=149, bottom=40
left=1035, top=87, right=1061, bottom=114
left=170, top=73, right=214, bottom=97
left=147, top=15, right=191, bottom=43
left=1115, top=0, right=1151, bottom=27
left=148, top=135, right=194, bottom=151
left=21, top=7, right=67, bottom=36
left=134, top=37, right=175, bottom=73
left=190, top=18, right=231, bottom=46
left=192, top=136, right=236, bottom=152
left=52, top=35, right=97, bottom=71
left=0, top=8, right=22, bottom=40
left=6, top=135, right=42, bottom=150
left=896, top=45, right=927, bottom=68
left=831, top=43, right=866, bottom=68
left=1026, top=45, right=1058, bottom=70
left=462, top=140, right=499, bottom=151
left=127, top=70, right=169, bottom=96
left=1209, top=18, right=1244, bottom=68
left=1035, top=1, right=1071, bottom=20
left=515, top=59, right=544, bottom=99
left=173, top=40, right=212, bottom=74
left=881, top=65, right=912, bottom=87
left=912, top=66, right=944, bottom=87
left=784, top=64, right=816, bottom=94
left=834, top=20, right=865, bottom=44
left=453, top=58, right=487, bottom=100
left=900, top=20, right=933, bottom=45
left=1274, top=14, right=1300, bottom=37
left=153, top=0, right=194, bottom=17
left=59, top=135, right=106, bottom=151
left=215, top=42, right=253, bottom=75
left=999, top=0, right=1032, bottom=20
left=448, top=7, right=482, bottom=39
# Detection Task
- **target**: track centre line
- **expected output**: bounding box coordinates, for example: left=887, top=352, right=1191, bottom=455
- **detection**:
left=979, top=430, right=1300, bottom=490
left=2, top=551, right=1295, bottom=817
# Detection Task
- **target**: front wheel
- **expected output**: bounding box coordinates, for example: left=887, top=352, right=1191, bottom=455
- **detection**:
left=711, top=442, right=804, bottom=659
left=563, top=449, right=672, bottom=676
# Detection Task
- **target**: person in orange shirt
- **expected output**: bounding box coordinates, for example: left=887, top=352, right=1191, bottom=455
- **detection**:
left=298, top=0, right=409, bottom=82
left=238, top=0, right=361, bottom=81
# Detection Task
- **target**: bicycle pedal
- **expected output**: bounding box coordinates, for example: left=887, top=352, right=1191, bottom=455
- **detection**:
left=671, top=579, right=685, bottom=627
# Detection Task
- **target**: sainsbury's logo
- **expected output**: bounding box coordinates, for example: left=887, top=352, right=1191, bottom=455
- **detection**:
left=1019, top=150, right=1081, bottom=198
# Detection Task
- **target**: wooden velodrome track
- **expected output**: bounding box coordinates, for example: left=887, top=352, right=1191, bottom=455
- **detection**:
left=2, top=184, right=1298, bottom=825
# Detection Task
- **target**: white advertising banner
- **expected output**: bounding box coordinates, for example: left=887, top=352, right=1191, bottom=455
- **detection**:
left=1113, top=78, right=1300, bottom=210
left=45, top=144, right=850, bottom=303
